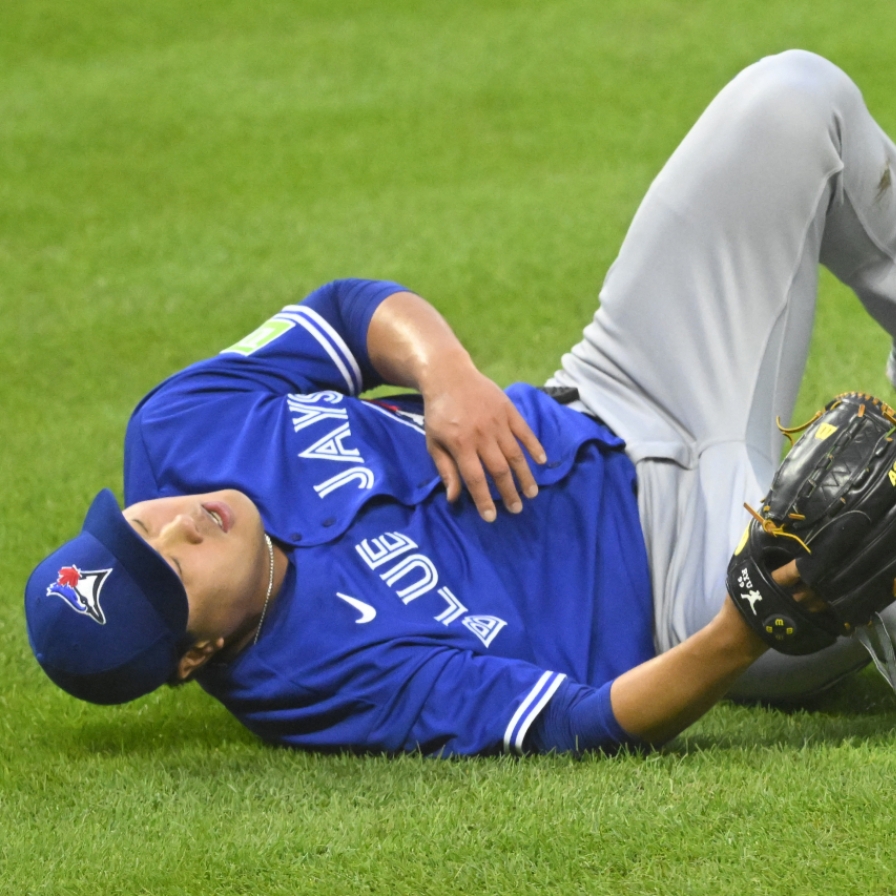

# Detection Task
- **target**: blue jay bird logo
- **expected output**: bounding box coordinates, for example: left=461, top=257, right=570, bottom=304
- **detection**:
left=47, top=566, right=111, bottom=625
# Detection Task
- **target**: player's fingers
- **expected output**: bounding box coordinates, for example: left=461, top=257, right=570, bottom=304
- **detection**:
left=428, top=442, right=463, bottom=503
left=454, top=453, right=497, bottom=522
left=496, top=430, right=539, bottom=502
left=770, top=560, right=800, bottom=587
left=772, top=560, right=827, bottom=612
left=480, top=447, right=523, bottom=515
left=508, top=409, right=547, bottom=468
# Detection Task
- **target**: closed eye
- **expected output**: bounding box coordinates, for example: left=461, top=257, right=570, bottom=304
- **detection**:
left=131, top=517, right=184, bottom=579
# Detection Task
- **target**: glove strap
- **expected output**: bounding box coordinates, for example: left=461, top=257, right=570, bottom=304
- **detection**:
left=854, top=613, right=896, bottom=694
left=727, top=555, right=838, bottom=655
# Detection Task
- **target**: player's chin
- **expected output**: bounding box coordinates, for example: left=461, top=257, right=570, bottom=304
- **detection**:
left=233, top=490, right=265, bottom=535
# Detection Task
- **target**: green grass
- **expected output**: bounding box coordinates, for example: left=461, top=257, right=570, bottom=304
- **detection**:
left=5, top=0, right=896, bottom=892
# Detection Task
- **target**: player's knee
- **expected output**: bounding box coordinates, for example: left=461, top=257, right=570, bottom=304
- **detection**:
left=761, top=49, right=844, bottom=81
left=762, top=49, right=857, bottom=103
left=750, top=50, right=858, bottom=111
left=729, top=50, right=861, bottom=158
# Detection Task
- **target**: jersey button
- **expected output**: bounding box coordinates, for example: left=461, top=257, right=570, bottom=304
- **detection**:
left=291, top=532, right=303, bottom=541
left=322, top=517, right=336, bottom=527
left=546, top=460, right=562, bottom=469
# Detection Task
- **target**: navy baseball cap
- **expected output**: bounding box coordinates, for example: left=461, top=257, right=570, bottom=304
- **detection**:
left=24, top=489, right=190, bottom=705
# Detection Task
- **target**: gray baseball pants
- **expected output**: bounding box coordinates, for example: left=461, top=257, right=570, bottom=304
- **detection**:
left=548, top=49, right=896, bottom=699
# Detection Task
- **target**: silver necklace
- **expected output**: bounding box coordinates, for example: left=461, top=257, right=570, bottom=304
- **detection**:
left=253, top=534, right=275, bottom=645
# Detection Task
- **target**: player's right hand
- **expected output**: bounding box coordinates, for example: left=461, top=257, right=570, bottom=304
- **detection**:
left=420, top=360, right=547, bottom=522
left=365, top=289, right=547, bottom=521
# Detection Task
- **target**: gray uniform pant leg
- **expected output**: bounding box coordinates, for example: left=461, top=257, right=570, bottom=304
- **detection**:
left=547, top=50, right=896, bottom=700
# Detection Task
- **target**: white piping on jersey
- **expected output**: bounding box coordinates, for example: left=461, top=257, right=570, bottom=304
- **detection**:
left=503, top=671, right=566, bottom=755
left=277, top=306, right=363, bottom=395
left=364, top=399, right=427, bottom=435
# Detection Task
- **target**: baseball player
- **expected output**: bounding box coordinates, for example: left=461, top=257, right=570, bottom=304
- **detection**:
left=24, top=50, right=896, bottom=755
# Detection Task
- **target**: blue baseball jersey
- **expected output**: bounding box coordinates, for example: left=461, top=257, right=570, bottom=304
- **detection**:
left=123, top=279, right=654, bottom=756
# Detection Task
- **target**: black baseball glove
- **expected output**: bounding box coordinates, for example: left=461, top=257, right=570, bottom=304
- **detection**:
left=727, top=392, right=896, bottom=655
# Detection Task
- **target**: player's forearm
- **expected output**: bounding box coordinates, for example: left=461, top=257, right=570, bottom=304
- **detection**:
left=610, top=597, right=768, bottom=745
left=367, top=291, right=478, bottom=393
left=366, top=290, right=546, bottom=520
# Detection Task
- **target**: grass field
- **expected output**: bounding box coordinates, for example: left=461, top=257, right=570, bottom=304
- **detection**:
left=5, top=1, right=896, bottom=893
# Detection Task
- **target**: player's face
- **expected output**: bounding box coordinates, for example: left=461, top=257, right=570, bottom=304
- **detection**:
left=123, top=489, right=270, bottom=640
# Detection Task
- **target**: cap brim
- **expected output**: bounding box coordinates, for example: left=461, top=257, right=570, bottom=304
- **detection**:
left=83, top=489, right=188, bottom=634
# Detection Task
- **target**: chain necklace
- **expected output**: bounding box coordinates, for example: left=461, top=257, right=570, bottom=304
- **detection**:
left=253, top=534, right=275, bottom=645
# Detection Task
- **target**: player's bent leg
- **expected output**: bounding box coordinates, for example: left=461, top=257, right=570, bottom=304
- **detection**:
left=553, top=49, right=896, bottom=467
left=638, top=443, right=771, bottom=654
left=640, top=435, right=873, bottom=701
left=553, top=50, right=896, bottom=682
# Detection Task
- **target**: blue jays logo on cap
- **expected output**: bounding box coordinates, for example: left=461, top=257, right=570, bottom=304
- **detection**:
left=47, top=565, right=111, bottom=625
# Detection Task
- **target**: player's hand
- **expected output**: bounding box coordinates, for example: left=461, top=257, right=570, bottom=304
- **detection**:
left=771, top=560, right=828, bottom=612
left=365, top=289, right=547, bottom=520
left=421, top=362, right=547, bottom=522
left=725, top=560, right=828, bottom=648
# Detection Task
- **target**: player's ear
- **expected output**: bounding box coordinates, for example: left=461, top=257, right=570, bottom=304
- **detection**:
left=175, top=637, right=225, bottom=681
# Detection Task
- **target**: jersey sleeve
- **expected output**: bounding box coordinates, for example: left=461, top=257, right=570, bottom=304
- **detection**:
left=380, top=651, right=570, bottom=757
left=388, top=658, right=640, bottom=757
left=524, top=678, right=643, bottom=754
left=207, top=641, right=572, bottom=758
left=388, top=664, right=639, bottom=757
left=163, top=278, right=409, bottom=398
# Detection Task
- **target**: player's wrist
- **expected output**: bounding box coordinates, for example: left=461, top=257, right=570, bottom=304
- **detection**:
left=415, top=346, right=477, bottom=398
left=716, top=596, right=769, bottom=664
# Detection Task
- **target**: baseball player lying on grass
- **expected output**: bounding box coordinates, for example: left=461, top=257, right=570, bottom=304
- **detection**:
left=25, top=50, right=896, bottom=756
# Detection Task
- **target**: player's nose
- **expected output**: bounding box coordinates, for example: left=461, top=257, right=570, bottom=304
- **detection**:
left=158, top=513, right=203, bottom=546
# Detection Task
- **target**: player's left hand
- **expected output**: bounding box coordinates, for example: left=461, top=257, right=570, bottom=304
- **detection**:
left=421, top=362, right=547, bottom=522
left=726, top=391, right=896, bottom=655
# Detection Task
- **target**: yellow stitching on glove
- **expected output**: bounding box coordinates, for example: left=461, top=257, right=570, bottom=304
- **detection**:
left=833, top=391, right=896, bottom=424
left=744, top=502, right=812, bottom=554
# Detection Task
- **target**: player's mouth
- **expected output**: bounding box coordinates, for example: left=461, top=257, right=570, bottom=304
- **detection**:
left=202, top=502, right=232, bottom=533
